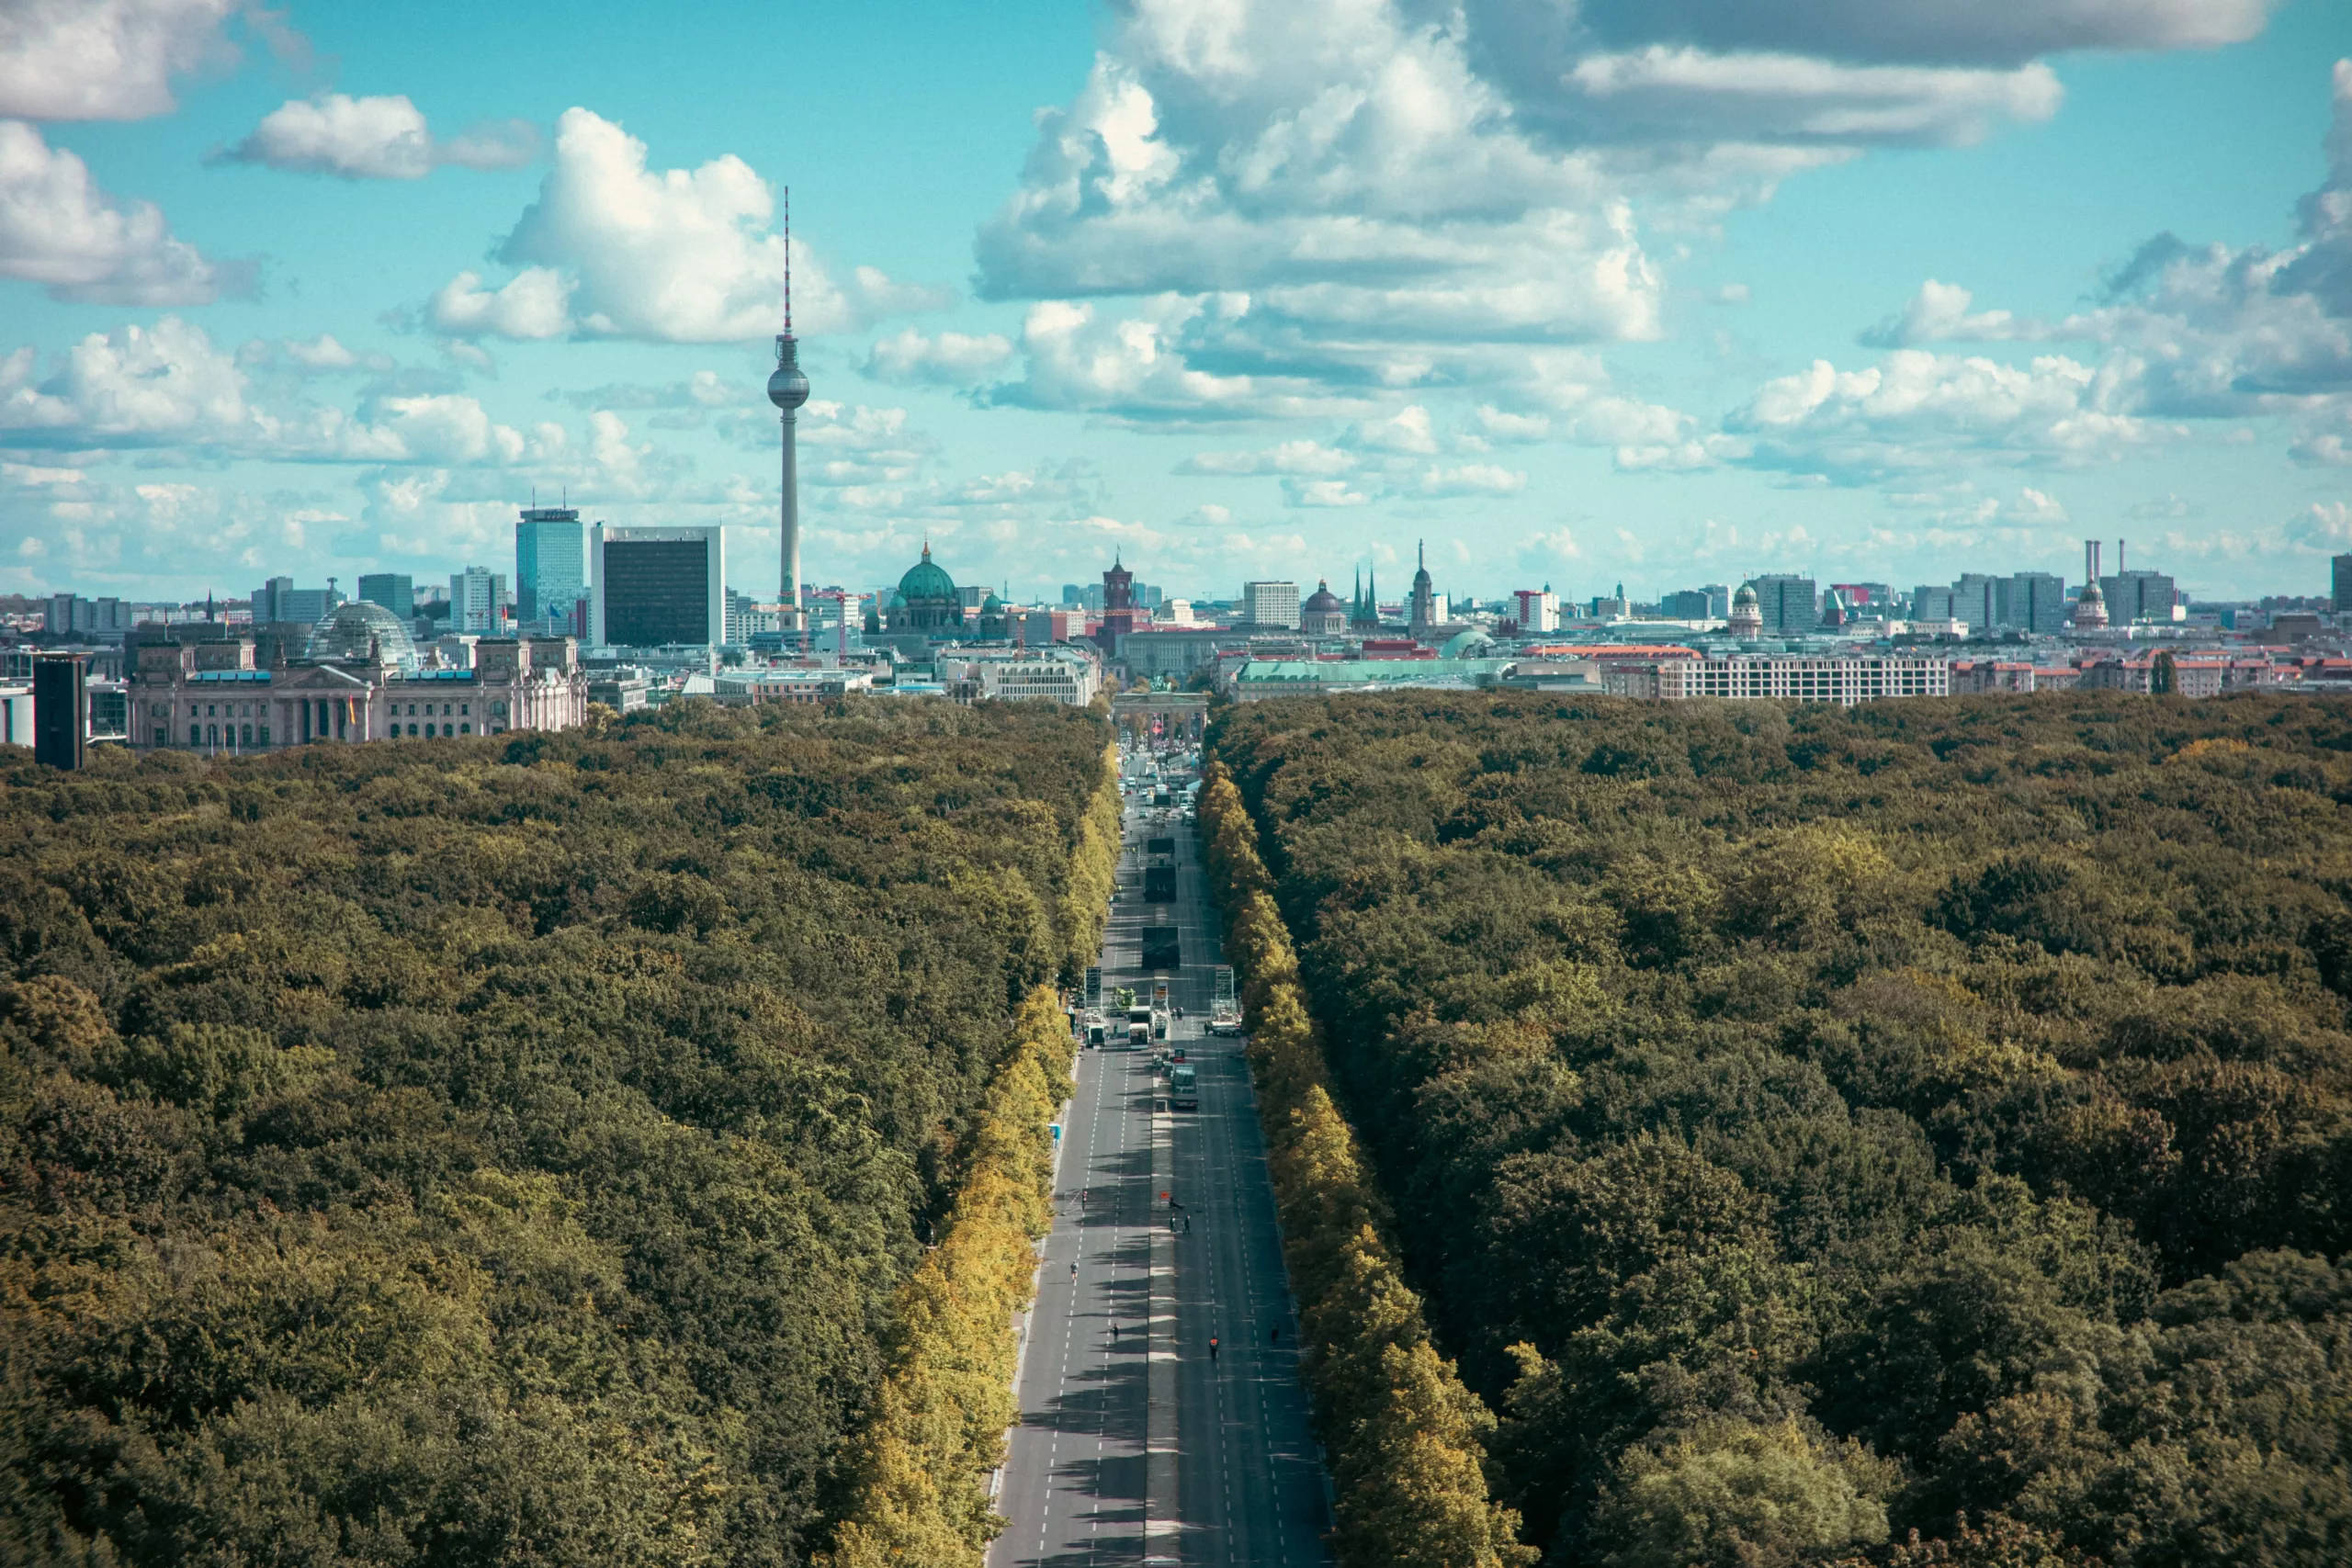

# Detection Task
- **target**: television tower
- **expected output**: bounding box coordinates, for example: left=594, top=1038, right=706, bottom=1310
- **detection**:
left=766, top=186, right=811, bottom=641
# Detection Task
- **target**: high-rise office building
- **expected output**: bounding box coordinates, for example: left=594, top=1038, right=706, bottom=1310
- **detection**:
left=2005, top=572, right=2069, bottom=634
left=1242, top=580, right=1301, bottom=629
left=593, top=525, right=725, bottom=649
left=1911, top=584, right=1956, bottom=622
left=1951, top=573, right=2000, bottom=632
left=450, top=568, right=506, bottom=635
left=1749, top=575, right=1817, bottom=636
left=2335, top=556, right=2352, bottom=614
left=515, top=507, right=585, bottom=628
left=41, top=595, right=134, bottom=640
left=2100, top=570, right=2177, bottom=626
left=251, top=577, right=344, bottom=626
left=32, top=654, right=85, bottom=770
left=357, top=573, right=414, bottom=616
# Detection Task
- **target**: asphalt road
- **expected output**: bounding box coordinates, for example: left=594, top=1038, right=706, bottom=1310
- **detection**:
left=990, top=750, right=1329, bottom=1567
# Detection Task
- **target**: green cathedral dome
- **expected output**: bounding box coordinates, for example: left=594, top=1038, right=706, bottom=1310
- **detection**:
left=899, top=545, right=957, bottom=605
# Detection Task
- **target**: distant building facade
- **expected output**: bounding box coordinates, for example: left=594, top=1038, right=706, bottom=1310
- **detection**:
left=1748, top=575, right=1817, bottom=636
left=516, top=506, right=586, bottom=629
left=450, top=567, right=506, bottom=635
left=1659, top=654, right=1948, bottom=705
left=130, top=630, right=586, bottom=753
left=357, top=573, right=414, bottom=617
left=593, top=525, right=724, bottom=649
left=1241, top=580, right=1301, bottom=630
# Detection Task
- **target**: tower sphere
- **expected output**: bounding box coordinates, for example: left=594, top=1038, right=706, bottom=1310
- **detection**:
left=768, top=336, right=809, bottom=411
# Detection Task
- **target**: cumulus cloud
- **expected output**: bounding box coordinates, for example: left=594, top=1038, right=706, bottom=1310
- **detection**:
left=1554, top=0, right=2278, bottom=70
left=1408, top=462, right=1528, bottom=497
left=989, top=295, right=1350, bottom=423
left=429, top=107, right=944, bottom=343
left=0, top=0, right=252, bottom=122
left=960, top=0, right=2285, bottom=430
left=427, top=267, right=573, bottom=340
left=0, top=119, right=246, bottom=304
left=1543, top=48, right=2062, bottom=149
left=1777, top=60, right=2352, bottom=487
left=1860, top=278, right=2042, bottom=345
left=1175, top=439, right=1356, bottom=478
left=790, top=400, right=939, bottom=486
left=1728, top=348, right=2162, bottom=480
left=1285, top=479, right=1371, bottom=507
left=1347, top=405, right=1439, bottom=455
left=863, top=327, right=1014, bottom=386
left=214, top=94, right=537, bottom=180
left=974, top=0, right=1665, bottom=372
left=0, top=316, right=587, bottom=471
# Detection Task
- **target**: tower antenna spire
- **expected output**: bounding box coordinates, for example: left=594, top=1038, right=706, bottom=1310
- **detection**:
left=767, top=186, right=811, bottom=649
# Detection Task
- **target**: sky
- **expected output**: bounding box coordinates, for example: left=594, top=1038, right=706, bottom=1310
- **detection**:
left=4, top=0, right=2352, bottom=608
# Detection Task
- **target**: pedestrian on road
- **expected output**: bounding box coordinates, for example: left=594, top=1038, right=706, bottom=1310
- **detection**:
left=1069, top=1260, right=1079, bottom=1280
left=1183, top=1215, right=1192, bottom=1234
left=1270, top=1325, right=1280, bottom=1346
left=1209, top=1337, right=1219, bottom=1363
left=1113, top=1323, right=1120, bottom=1344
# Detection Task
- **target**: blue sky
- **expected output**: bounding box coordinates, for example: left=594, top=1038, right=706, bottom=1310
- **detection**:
left=5, top=0, right=2351, bottom=607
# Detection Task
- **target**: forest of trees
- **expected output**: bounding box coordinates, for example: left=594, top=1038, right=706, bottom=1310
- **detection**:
left=1, top=699, right=1114, bottom=1566
left=1213, top=693, right=2352, bottom=1568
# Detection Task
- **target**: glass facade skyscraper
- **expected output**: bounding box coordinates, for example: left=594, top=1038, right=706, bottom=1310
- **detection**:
left=515, top=507, right=585, bottom=628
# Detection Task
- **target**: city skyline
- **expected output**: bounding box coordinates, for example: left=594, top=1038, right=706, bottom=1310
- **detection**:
left=4, top=2, right=2351, bottom=604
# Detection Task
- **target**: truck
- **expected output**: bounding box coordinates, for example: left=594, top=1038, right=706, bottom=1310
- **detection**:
left=1141, top=924, right=1180, bottom=972
left=1209, top=965, right=1241, bottom=1035
left=1085, top=1012, right=1106, bottom=1048
left=1144, top=863, right=1175, bottom=902
left=1146, top=836, right=1175, bottom=858
left=1126, top=1005, right=1153, bottom=1046
left=1169, top=1062, right=1198, bottom=1111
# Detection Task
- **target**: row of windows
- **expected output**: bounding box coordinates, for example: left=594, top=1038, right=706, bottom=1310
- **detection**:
left=160, top=721, right=484, bottom=747
left=179, top=723, right=272, bottom=747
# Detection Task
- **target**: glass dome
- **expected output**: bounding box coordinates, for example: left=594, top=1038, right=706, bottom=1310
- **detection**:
left=305, top=599, right=419, bottom=671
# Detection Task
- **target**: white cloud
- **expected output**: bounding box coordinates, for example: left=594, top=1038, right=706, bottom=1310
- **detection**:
left=786, top=400, right=939, bottom=487
left=0, top=316, right=584, bottom=473
left=863, top=327, right=1015, bottom=386
left=0, top=119, right=243, bottom=304
left=1175, top=439, right=1355, bottom=477
left=1531, top=0, right=2278, bottom=69
left=1408, top=462, right=1527, bottom=497
left=1284, top=479, right=1371, bottom=507
left=428, top=267, right=574, bottom=339
left=1549, top=48, right=2062, bottom=148
left=1762, top=60, right=2352, bottom=491
left=975, top=3, right=1665, bottom=356
left=1347, top=405, right=1439, bottom=455
left=215, top=94, right=537, bottom=180
left=1476, top=404, right=1552, bottom=442
left=434, top=107, right=942, bottom=344
left=0, top=0, right=247, bottom=122
left=1860, top=278, right=2040, bottom=346
left=1, top=315, right=249, bottom=447
left=992, top=295, right=1349, bottom=422
left=1728, top=348, right=2163, bottom=480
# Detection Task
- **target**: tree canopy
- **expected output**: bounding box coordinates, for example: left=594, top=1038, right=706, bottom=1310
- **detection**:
left=1, top=698, right=1113, bottom=1567
left=1212, top=692, right=2352, bottom=1568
